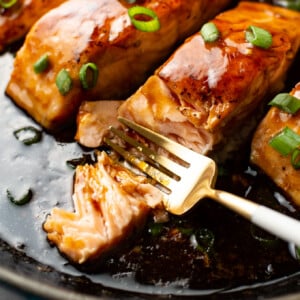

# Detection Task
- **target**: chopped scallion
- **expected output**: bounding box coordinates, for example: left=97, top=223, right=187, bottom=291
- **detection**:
left=148, top=222, right=164, bottom=236
left=0, top=0, right=17, bottom=8
left=269, top=127, right=300, bottom=156
left=296, top=246, right=300, bottom=260
left=273, top=0, right=300, bottom=11
left=79, top=62, right=99, bottom=89
left=33, top=54, right=49, bottom=74
left=245, top=25, right=272, bottom=49
left=200, top=22, right=220, bottom=43
left=194, top=228, right=215, bottom=253
left=250, top=224, right=279, bottom=247
left=178, top=226, right=194, bottom=236
left=291, top=148, right=300, bottom=169
left=13, top=126, right=42, bottom=145
left=7, top=189, right=33, bottom=206
left=66, top=154, right=96, bottom=169
left=56, top=69, right=72, bottom=95
left=269, top=93, right=300, bottom=114
left=128, top=6, right=160, bottom=32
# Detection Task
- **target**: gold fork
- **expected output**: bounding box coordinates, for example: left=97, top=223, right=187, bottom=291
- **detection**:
left=105, top=117, right=300, bottom=247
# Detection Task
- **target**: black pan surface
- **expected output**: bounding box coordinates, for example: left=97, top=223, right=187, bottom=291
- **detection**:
left=1, top=5, right=300, bottom=299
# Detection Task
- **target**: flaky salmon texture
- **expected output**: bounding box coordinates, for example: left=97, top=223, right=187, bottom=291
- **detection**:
left=40, top=0, right=232, bottom=264
left=44, top=151, right=164, bottom=264
left=45, top=1, right=300, bottom=265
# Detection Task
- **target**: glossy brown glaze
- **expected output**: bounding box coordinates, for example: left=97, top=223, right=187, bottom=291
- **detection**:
left=6, top=0, right=231, bottom=131
left=251, top=83, right=300, bottom=207
left=118, top=2, right=300, bottom=162
left=1, top=20, right=300, bottom=297
left=0, top=0, right=66, bottom=52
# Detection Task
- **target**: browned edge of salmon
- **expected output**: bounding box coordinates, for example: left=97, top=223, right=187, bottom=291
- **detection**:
left=6, top=0, right=231, bottom=131
left=0, top=0, right=67, bottom=52
left=76, top=2, right=300, bottom=164
left=251, top=83, right=300, bottom=207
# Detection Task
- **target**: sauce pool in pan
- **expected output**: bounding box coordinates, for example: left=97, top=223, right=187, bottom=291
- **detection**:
left=1, top=33, right=300, bottom=297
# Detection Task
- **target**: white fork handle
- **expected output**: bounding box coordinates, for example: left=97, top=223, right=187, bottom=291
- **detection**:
left=251, top=205, right=300, bottom=247
left=212, top=189, right=300, bottom=247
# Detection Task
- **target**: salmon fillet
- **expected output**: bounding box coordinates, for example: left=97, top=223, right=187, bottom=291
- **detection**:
left=119, top=2, right=300, bottom=162
left=251, top=83, right=300, bottom=207
left=0, top=0, right=66, bottom=52
left=75, top=2, right=300, bottom=163
left=43, top=151, right=163, bottom=264
left=6, top=0, right=231, bottom=131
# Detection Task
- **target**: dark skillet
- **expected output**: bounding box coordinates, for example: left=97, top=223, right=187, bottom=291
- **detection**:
left=1, top=5, right=300, bottom=299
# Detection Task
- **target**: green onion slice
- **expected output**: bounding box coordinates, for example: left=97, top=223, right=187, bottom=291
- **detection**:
left=178, top=226, right=194, bottom=236
left=0, top=0, right=17, bottom=8
left=33, top=54, right=49, bottom=74
left=245, top=25, right=272, bottom=49
left=269, top=127, right=300, bottom=156
left=66, top=154, right=96, bottom=169
left=291, top=148, right=300, bottom=169
left=128, top=6, right=160, bottom=32
left=200, top=22, right=220, bottom=43
left=13, top=126, right=42, bottom=145
left=250, top=224, right=279, bottom=248
left=7, top=189, right=33, bottom=206
left=194, top=228, right=215, bottom=253
left=79, top=62, right=99, bottom=89
left=148, top=222, right=164, bottom=237
left=274, top=0, right=300, bottom=11
left=296, top=246, right=300, bottom=260
left=269, top=93, right=300, bottom=114
left=56, top=69, right=72, bottom=95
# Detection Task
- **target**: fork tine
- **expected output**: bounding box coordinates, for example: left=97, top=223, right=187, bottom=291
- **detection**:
left=109, top=126, right=186, bottom=178
left=118, top=117, right=198, bottom=162
left=104, top=137, right=177, bottom=191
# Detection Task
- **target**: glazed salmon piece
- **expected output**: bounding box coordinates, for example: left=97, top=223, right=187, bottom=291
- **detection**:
left=75, top=2, right=300, bottom=162
left=251, top=83, right=300, bottom=207
left=43, top=151, right=163, bottom=264
left=0, top=0, right=66, bottom=52
left=6, top=0, right=231, bottom=131
left=118, top=2, right=300, bottom=162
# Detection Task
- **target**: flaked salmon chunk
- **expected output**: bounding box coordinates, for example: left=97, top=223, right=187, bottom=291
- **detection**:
left=251, top=83, right=300, bottom=207
left=43, top=151, right=163, bottom=264
left=75, top=101, right=123, bottom=149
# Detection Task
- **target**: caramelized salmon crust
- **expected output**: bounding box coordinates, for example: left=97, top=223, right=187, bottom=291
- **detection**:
left=43, top=151, right=163, bottom=264
left=6, top=0, right=231, bottom=130
left=0, top=0, right=66, bottom=52
left=251, top=83, right=300, bottom=207
left=76, top=2, right=300, bottom=163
